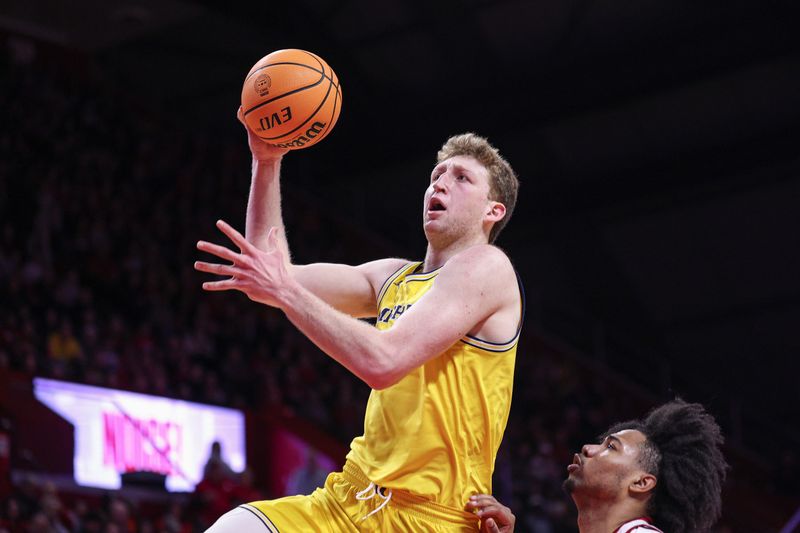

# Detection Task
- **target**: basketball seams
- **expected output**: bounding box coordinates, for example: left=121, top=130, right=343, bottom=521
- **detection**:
left=298, top=50, right=342, bottom=91
left=299, top=51, right=340, bottom=145
left=313, top=85, right=341, bottom=145
left=243, top=49, right=341, bottom=148
left=242, top=64, right=340, bottom=120
left=245, top=61, right=339, bottom=89
left=299, top=51, right=341, bottom=91
left=242, top=77, right=326, bottom=118
left=256, top=69, right=335, bottom=141
left=298, top=49, right=326, bottom=79
left=245, top=62, right=323, bottom=83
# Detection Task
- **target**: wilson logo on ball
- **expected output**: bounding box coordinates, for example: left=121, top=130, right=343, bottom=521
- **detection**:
left=272, top=121, right=326, bottom=148
left=254, top=74, right=271, bottom=96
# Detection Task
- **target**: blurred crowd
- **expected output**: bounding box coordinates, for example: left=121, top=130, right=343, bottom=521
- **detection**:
left=0, top=453, right=264, bottom=532
left=0, top=44, right=371, bottom=531
left=1, top=475, right=189, bottom=533
left=0, top=46, right=370, bottom=443
left=0, top=40, right=774, bottom=532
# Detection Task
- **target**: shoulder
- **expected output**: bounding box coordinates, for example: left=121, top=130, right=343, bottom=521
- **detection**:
left=436, top=245, right=517, bottom=305
left=357, top=257, right=413, bottom=278
left=442, top=244, right=514, bottom=280
left=356, top=257, right=415, bottom=295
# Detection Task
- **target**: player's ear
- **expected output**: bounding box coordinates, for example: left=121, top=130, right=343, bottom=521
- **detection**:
left=629, top=472, right=657, bottom=495
left=486, top=201, right=506, bottom=223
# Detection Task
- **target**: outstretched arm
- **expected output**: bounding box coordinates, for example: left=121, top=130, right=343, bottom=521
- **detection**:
left=238, top=109, right=403, bottom=316
left=239, top=107, right=290, bottom=257
left=195, top=221, right=517, bottom=389
left=466, top=495, right=516, bottom=533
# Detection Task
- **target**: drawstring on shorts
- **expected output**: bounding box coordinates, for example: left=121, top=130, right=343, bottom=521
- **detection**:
left=355, top=481, right=393, bottom=521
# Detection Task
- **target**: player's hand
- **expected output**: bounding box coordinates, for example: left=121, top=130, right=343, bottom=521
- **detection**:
left=237, top=106, right=289, bottom=162
left=195, top=220, right=291, bottom=308
left=466, top=495, right=515, bottom=533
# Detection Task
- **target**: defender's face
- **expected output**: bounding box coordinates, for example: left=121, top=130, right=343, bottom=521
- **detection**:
left=423, top=155, right=494, bottom=241
left=563, top=429, right=648, bottom=498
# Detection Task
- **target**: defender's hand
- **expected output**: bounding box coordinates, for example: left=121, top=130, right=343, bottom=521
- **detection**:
left=466, top=495, right=515, bottom=533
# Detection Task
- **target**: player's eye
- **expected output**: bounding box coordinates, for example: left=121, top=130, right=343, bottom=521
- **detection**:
left=457, top=174, right=467, bottom=181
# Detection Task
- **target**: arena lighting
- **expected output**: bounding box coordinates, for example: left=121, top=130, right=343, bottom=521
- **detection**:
left=33, top=378, right=245, bottom=492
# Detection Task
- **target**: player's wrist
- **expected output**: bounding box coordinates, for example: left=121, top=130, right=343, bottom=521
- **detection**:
left=252, top=154, right=283, bottom=165
left=273, top=269, right=305, bottom=311
left=251, top=157, right=282, bottom=181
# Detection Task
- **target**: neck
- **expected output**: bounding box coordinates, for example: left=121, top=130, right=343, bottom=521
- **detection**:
left=575, top=496, right=648, bottom=533
left=423, top=233, right=488, bottom=271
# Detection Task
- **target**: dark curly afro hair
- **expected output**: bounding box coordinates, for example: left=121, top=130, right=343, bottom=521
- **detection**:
left=605, top=399, right=728, bottom=533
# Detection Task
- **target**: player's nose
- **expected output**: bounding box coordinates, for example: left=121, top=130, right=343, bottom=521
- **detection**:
left=433, top=173, right=451, bottom=192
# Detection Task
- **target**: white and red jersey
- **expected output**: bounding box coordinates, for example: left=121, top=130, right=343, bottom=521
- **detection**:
left=614, top=517, right=664, bottom=533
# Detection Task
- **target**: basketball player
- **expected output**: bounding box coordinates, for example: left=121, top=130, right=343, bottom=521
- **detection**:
left=195, top=113, right=522, bottom=531
left=466, top=399, right=728, bottom=533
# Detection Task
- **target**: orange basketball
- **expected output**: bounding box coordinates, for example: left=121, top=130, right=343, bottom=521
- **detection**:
left=241, top=49, right=342, bottom=150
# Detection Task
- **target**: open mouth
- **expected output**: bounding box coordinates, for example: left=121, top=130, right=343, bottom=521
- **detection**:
left=429, top=198, right=446, bottom=211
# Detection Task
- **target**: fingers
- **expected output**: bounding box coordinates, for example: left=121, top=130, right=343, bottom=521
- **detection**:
left=196, top=240, right=242, bottom=264
left=215, top=220, right=253, bottom=253
left=468, top=495, right=514, bottom=532
left=473, top=504, right=504, bottom=517
left=193, top=261, right=243, bottom=278
left=467, top=494, right=499, bottom=509
left=236, top=106, right=245, bottom=125
left=201, top=279, right=242, bottom=292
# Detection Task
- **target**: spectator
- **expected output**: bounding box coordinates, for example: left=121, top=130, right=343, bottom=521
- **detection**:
left=0, top=497, right=24, bottom=532
left=194, top=462, right=237, bottom=529
left=231, top=467, right=264, bottom=505
left=106, top=498, right=134, bottom=533
left=46, top=319, right=83, bottom=378
left=202, top=442, right=235, bottom=481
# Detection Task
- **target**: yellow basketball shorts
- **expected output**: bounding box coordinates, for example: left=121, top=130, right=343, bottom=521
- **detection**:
left=210, top=460, right=479, bottom=532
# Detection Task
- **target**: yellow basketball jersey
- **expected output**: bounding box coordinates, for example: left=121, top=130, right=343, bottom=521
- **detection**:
left=347, top=261, right=521, bottom=511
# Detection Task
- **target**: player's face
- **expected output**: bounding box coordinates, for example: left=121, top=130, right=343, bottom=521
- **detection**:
left=423, top=155, right=496, bottom=243
left=563, top=429, right=648, bottom=499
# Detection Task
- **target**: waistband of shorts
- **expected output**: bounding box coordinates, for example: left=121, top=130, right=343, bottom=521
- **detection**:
left=342, top=460, right=479, bottom=527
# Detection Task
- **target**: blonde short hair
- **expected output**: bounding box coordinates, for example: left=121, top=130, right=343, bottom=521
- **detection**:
left=437, top=133, right=519, bottom=243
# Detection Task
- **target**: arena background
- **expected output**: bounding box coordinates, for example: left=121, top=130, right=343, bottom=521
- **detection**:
left=1, top=0, right=799, bottom=531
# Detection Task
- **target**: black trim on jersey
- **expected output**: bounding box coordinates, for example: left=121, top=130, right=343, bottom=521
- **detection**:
left=376, top=262, right=416, bottom=307
left=460, top=269, right=526, bottom=350
left=405, top=274, right=440, bottom=284
left=240, top=505, right=280, bottom=533
left=459, top=338, right=517, bottom=353
left=409, top=263, right=444, bottom=276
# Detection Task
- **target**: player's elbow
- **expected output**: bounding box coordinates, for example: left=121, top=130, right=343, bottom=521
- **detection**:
left=361, top=349, right=405, bottom=390
left=361, top=363, right=401, bottom=390
left=365, top=371, right=403, bottom=391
